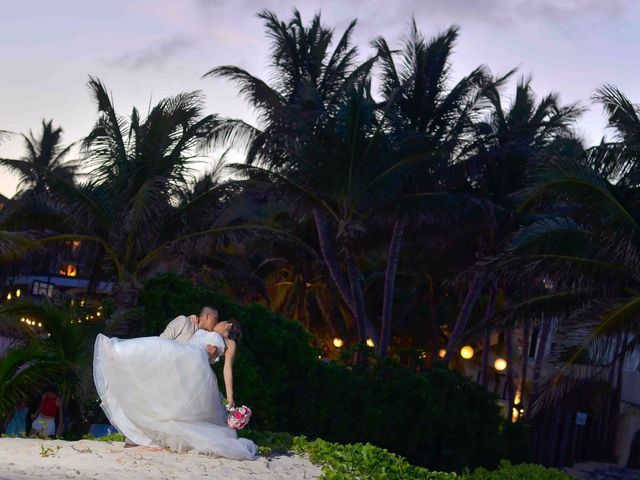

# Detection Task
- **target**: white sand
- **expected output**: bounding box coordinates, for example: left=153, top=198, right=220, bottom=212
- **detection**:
left=0, top=438, right=322, bottom=480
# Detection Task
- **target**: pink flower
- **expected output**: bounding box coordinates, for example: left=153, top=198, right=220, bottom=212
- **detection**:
left=226, top=405, right=252, bottom=430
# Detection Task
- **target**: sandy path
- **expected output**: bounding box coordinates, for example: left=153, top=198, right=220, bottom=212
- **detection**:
left=0, top=438, right=322, bottom=480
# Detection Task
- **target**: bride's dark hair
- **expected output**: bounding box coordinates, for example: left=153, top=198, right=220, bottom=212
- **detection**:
left=227, top=319, right=242, bottom=343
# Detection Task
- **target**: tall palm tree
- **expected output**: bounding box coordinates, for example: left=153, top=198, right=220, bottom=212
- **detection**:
left=0, top=120, right=77, bottom=197
left=372, top=21, right=492, bottom=357
left=30, top=78, right=280, bottom=326
left=206, top=10, right=382, bottom=347
left=443, top=78, right=582, bottom=364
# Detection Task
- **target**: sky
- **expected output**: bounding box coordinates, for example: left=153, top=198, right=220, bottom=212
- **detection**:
left=1, top=0, right=638, bottom=198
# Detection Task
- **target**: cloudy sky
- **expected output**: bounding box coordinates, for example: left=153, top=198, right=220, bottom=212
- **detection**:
left=0, top=0, right=638, bottom=198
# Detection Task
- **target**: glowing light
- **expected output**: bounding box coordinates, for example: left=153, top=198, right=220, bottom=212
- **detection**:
left=6, top=293, right=11, bottom=301
left=96, top=312, right=101, bottom=317
left=15, top=289, right=20, bottom=298
left=494, top=358, right=507, bottom=371
left=512, top=407, right=519, bottom=423
left=460, top=346, right=474, bottom=359
left=438, top=349, right=446, bottom=359
left=20, top=318, right=25, bottom=323
left=366, top=338, right=375, bottom=348
left=37, top=323, right=42, bottom=328
left=514, top=391, right=522, bottom=405
left=332, top=338, right=344, bottom=348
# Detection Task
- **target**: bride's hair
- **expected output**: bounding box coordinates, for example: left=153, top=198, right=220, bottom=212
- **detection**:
left=227, top=319, right=242, bottom=343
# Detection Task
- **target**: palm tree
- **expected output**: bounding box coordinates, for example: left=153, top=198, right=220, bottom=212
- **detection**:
left=0, top=301, right=98, bottom=429
left=372, top=22, right=493, bottom=357
left=0, top=120, right=77, bottom=198
left=206, top=10, right=381, bottom=347
left=443, top=77, right=582, bottom=365
left=24, top=78, right=281, bottom=328
left=491, top=85, right=640, bottom=412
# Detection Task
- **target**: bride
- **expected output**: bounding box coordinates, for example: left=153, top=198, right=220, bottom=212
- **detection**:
left=93, top=319, right=257, bottom=460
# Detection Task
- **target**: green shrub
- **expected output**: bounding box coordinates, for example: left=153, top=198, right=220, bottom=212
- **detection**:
left=138, top=273, right=529, bottom=471
left=462, top=460, right=572, bottom=480
left=293, top=436, right=457, bottom=480
left=81, top=432, right=126, bottom=442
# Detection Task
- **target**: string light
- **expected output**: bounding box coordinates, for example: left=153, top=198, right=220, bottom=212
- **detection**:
left=332, top=338, right=344, bottom=348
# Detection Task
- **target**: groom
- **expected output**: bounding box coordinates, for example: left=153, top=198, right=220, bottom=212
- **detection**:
left=160, top=306, right=220, bottom=363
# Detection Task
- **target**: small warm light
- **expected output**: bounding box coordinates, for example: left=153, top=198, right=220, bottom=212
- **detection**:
left=66, top=264, right=77, bottom=277
left=47, top=333, right=51, bottom=337
left=438, top=349, right=446, bottom=359
left=419, top=352, right=427, bottom=359
left=460, top=346, right=474, bottom=359
left=80, top=299, right=85, bottom=307
left=20, top=318, right=25, bottom=323
left=37, top=323, right=42, bottom=328
left=366, top=338, right=375, bottom=348
left=332, top=338, right=344, bottom=348
left=494, top=358, right=507, bottom=371
left=6, top=293, right=11, bottom=301
left=512, top=407, right=519, bottom=423
left=96, top=312, right=101, bottom=317
left=514, top=391, right=522, bottom=405
left=15, top=289, right=20, bottom=298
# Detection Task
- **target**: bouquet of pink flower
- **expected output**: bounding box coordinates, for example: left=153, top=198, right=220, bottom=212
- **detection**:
left=225, top=404, right=252, bottom=430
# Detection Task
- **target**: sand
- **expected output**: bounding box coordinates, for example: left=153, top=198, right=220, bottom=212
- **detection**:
left=0, top=438, right=322, bottom=480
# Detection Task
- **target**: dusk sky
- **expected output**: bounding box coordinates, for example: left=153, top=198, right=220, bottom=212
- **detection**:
left=1, top=0, right=638, bottom=198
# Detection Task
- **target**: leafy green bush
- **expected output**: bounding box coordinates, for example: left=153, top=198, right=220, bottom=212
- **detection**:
left=293, top=436, right=456, bottom=480
left=462, top=460, right=571, bottom=480
left=139, top=274, right=529, bottom=471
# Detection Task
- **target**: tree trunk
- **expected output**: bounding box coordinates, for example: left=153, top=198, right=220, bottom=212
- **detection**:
left=313, top=211, right=355, bottom=315
left=520, top=321, right=531, bottom=411
left=345, top=253, right=369, bottom=347
left=480, top=287, right=497, bottom=386
left=506, top=327, right=515, bottom=422
left=444, top=275, right=483, bottom=364
left=528, top=315, right=552, bottom=419
left=378, top=219, right=404, bottom=359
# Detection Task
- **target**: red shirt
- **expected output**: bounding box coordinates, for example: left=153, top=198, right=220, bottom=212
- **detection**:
left=40, top=395, right=58, bottom=417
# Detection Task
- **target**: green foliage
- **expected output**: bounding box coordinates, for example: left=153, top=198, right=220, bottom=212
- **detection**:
left=293, top=436, right=456, bottom=480
left=140, top=274, right=528, bottom=471
left=39, top=444, right=62, bottom=457
left=81, top=432, right=125, bottom=442
left=462, top=460, right=572, bottom=480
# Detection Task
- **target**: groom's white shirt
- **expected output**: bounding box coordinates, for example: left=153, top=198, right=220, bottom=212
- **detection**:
left=160, top=315, right=216, bottom=365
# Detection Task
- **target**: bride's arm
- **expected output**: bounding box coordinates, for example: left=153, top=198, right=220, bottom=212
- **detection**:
left=223, top=339, right=237, bottom=407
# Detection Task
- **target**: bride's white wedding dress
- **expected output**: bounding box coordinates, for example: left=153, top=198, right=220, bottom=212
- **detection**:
left=93, top=332, right=257, bottom=460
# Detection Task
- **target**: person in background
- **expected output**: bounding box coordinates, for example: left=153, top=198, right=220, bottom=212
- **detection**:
left=30, top=386, right=63, bottom=437
left=3, top=399, right=28, bottom=437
